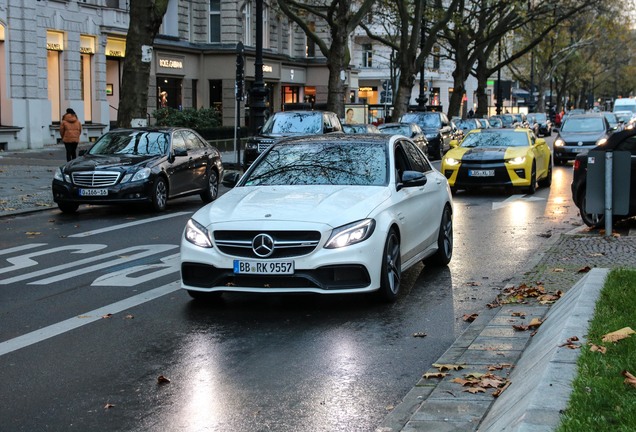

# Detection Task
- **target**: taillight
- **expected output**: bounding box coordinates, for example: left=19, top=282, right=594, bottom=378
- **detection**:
left=573, top=159, right=580, bottom=171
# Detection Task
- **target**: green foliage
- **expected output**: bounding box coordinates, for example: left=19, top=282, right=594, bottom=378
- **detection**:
left=152, top=107, right=221, bottom=129
left=557, top=268, right=636, bottom=432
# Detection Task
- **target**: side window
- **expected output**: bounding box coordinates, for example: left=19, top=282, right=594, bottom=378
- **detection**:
left=403, top=140, right=432, bottom=172
left=330, top=114, right=342, bottom=131
left=172, top=131, right=187, bottom=153
left=322, top=114, right=330, bottom=132
left=441, top=113, right=449, bottom=127
left=182, top=130, right=205, bottom=151
left=394, top=144, right=410, bottom=182
left=615, top=136, right=636, bottom=154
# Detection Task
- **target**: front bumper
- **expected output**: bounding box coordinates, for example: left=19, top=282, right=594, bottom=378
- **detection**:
left=554, top=146, right=594, bottom=161
left=52, top=179, right=154, bottom=205
left=180, top=228, right=385, bottom=295
left=443, top=161, right=530, bottom=188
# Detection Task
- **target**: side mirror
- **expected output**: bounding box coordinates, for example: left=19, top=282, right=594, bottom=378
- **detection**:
left=397, top=170, right=427, bottom=191
left=221, top=171, right=241, bottom=188
left=173, top=148, right=188, bottom=157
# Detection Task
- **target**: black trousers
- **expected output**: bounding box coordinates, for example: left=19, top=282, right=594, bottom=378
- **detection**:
left=64, top=142, right=78, bottom=161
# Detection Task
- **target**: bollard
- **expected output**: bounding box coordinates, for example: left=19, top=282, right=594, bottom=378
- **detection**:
left=604, top=152, right=612, bottom=236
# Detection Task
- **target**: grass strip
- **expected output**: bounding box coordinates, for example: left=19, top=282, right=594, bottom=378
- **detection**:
left=557, top=268, right=636, bottom=431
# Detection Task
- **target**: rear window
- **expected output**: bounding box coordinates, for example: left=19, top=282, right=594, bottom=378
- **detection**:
left=262, top=112, right=322, bottom=134
left=401, top=113, right=441, bottom=128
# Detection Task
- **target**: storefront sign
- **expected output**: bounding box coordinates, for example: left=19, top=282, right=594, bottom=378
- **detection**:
left=80, top=36, right=95, bottom=54
left=159, top=58, right=183, bottom=69
left=46, top=31, right=64, bottom=51
left=106, top=38, right=126, bottom=57
left=263, top=64, right=273, bottom=73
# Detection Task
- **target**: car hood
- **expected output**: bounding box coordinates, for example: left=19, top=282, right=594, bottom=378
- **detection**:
left=557, top=131, right=606, bottom=142
left=193, top=185, right=391, bottom=228
left=61, top=154, right=162, bottom=172
left=448, top=146, right=527, bottom=161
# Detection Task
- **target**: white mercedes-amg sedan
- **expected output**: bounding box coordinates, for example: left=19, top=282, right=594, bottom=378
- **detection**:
left=180, top=133, right=453, bottom=302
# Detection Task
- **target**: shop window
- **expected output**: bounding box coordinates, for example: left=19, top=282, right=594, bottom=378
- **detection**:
left=47, top=51, right=62, bottom=123
left=283, top=86, right=299, bottom=104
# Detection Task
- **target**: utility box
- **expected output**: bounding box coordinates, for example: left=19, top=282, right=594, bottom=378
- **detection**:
left=585, top=150, right=631, bottom=215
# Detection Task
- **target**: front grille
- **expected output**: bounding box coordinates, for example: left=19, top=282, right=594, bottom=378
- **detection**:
left=72, top=171, right=120, bottom=187
left=456, top=161, right=510, bottom=185
left=257, top=142, right=273, bottom=152
left=214, top=230, right=321, bottom=258
left=181, top=263, right=370, bottom=290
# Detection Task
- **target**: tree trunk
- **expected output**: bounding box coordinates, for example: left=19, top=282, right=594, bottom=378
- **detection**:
left=116, top=0, right=169, bottom=128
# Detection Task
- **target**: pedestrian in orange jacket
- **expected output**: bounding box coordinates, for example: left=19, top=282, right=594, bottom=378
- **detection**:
left=60, top=108, right=82, bottom=161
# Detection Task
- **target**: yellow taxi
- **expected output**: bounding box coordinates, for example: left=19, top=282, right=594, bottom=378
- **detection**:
left=441, top=128, right=552, bottom=194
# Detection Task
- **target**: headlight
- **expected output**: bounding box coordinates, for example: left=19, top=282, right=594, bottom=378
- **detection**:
left=184, top=218, right=212, bottom=248
left=130, top=167, right=151, bottom=182
left=444, top=158, right=460, bottom=166
left=554, top=138, right=565, bottom=147
left=325, top=219, right=376, bottom=249
left=506, top=156, right=526, bottom=165
left=596, top=138, right=608, bottom=146
left=54, top=167, right=64, bottom=181
left=246, top=142, right=258, bottom=149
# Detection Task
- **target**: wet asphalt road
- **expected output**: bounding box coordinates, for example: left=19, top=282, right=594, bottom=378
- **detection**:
left=0, top=144, right=583, bottom=431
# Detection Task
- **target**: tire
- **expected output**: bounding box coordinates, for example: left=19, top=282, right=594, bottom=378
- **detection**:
left=526, top=163, right=537, bottom=195
left=58, top=202, right=79, bottom=214
left=579, top=193, right=605, bottom=228
left=425, top=205, right=453, bottom=266
left=200, top=169, right=219, bottom=203
left=187, top=290, right=223, bottom=301
left=151, top=177, right=168, bottom=211
left=538, top=159, right=552, bottom=188
left=377, top=228, right=401, bottom=302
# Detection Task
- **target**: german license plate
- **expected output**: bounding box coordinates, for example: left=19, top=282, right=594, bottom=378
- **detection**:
left=233, top=260, right=294, bottom=275
left=468, top=169, right=495, bottom=177
left=79, top=188, right=108, bottom=196
left=572, top=148, right=586, bottom=153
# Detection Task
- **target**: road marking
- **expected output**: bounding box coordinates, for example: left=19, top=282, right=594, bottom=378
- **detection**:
left=0, top=244, right=106, bottom=276
left=0, top=244, right=176, bottom=285
left=92, top=253, right=179, bottom=286
left=0, top=244, right=47, bottom=257
left=68, top=211, right=191, bottom=237
left=0, top=281, right=181, bottom=357
left=492, top=194, right=545, bottom=210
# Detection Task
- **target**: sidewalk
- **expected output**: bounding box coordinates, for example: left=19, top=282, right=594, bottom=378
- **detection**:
left=2, top=145, right=636, bottom=431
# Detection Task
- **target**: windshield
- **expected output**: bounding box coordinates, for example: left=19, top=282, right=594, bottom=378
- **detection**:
left=243, top=141, right=388, bottom=186
left=261, top=112, right=322, bottom=134
left=88, top=131, right=169, bottom=155
left=460, top=130, right=529, bottom=148
left=528, top=113, right=547, bottom=122
left=455, top=119, right=480, bottom=130
left=401, top=113, right=441, bottom=128
left=561, top=117, right=605, bottom=133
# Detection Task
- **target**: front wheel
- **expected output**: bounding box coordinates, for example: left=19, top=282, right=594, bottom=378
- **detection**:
left=200, top=170, right=219, bottom=203
left=424, top=205, right=453, bottom=266
left=538, top=159, right=552, bottom=188
left=377, top=229, right=401, bottom=302
left=58, top=202, right=79, bottom=214
left=526, top=163, right=537, bottom=195
left=151, top=177, right=168, bottom=212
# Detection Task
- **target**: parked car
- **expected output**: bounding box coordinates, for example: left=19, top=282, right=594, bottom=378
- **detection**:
left=489, top=114, right=516, bottom=128
left=52, top=127, right=224, bottom=213
left=441, top=128, right=552, bottom=194
left=343, top=123, right=381, bottom=134
left=454, top=118, right=484, bottom=133
left=180, top=134, right=453, bottom=303
left=526, top=113, right=553, bottom=137
left=571, top=128, right=636, bottom=227
left=488, top=117, right=504, bottom=128
left=243, top=110, right=343, bottom=169
left=399, top=111, right=453, bottom=160
left=377, top=122, right=429, bottom=156
left=553, top=113, right=611, bottom=165
left=511, top=113, right=527, bottom=127
left=603, top=112, right=621, bottom=131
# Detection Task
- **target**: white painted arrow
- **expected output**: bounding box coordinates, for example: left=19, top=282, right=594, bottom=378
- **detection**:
left=492, top=194, right=545, bottom=210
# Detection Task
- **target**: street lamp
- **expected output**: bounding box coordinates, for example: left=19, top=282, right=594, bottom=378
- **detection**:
left=496, top=40, right=502, bottom=115
left=249, top=0, right=268, bottom=135
left=416, top=1, right=427, bottom=111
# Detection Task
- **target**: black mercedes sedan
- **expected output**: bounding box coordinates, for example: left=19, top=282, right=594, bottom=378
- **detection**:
left=52, top=127, right=223, bottom=213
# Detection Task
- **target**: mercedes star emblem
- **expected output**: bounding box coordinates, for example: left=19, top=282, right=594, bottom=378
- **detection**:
left=252, top=233, right=275, bottom=258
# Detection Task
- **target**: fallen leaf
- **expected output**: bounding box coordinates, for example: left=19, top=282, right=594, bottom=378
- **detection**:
left=463, top=313, right=478, bottom=322
left=125, top=314, right=134, bottom=319
left=104, top=403, right=115, bottom=409
left=602, top=327, right=635, bottom=343
left=412, top=332, right=427, bottom=338
left=623, top=371, right=636, bottom=388
left=451, top=377, right=472, bottom=386
left=511, top=312, right=526, bottom=318
left=25, top=231, right=41, bottom=236
left=577, top=266, right=592, bottom=273
left=466, top=281, right=481, bottom=286
left=432, top=363, right=464, bottom=372
left=527, top=318, right=543, bottom=328
left=465, top=372, right=485, bottom=379
left=464, top=387, right=486, bottom=394
left=589, top=344, right=607, bottom=354
left=102, top=313, right=113, bottom=319
left=487, top=363, right=513, bottom=371
left=423, top=372, right=448, bottom=379
left=157, top=375, right=171, bottom=384
left=492, top=381, right=511, bottom=397
left=552, top=268, right=565, bottom=272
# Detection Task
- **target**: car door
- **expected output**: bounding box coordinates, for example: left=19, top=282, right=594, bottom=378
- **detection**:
left=181, top=130, right=209, bottom=192
left=614, top=136, right=636, bottom=214
left=529, top=132, right=549, bottom=178
left=167, top=130, right=191, bottom=196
